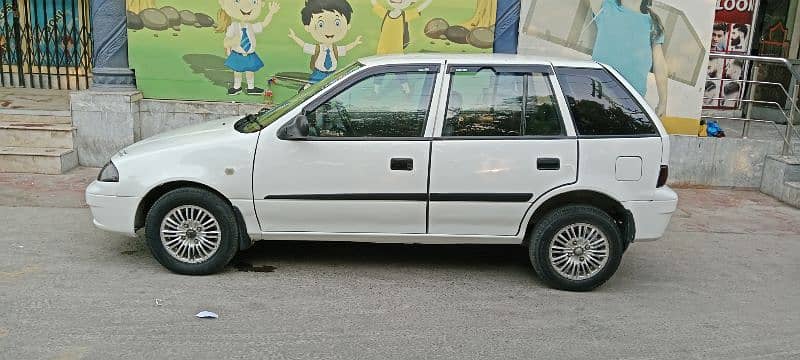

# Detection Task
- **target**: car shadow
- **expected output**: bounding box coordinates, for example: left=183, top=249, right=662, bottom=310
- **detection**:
left=234, top=241, right=536, bottom=276
left=117, top=232, right=543, bottom=285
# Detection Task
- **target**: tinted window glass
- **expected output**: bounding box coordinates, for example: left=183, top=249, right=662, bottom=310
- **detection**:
left=307, top=70, right=436, bottom=138
left=237, top=63, right=363, bottom=133
left=555, top=67, right=658, bottom=136
left=525, top=73, right=563, bottom=136
left=442, top=69, right=562, bottom=137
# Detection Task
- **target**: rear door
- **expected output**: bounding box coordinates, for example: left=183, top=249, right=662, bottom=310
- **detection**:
left=427, top=64, right=578, bottom=236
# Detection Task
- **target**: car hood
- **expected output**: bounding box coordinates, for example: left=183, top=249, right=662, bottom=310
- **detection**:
left=104, top=116, right=260, bottom=199
left=118, top=117, right=245, bottom=157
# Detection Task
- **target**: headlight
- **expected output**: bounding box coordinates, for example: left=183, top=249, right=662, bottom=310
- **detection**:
left=98, top=161, right=119, bottom=182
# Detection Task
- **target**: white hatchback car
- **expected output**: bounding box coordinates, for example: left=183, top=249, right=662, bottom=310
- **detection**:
left=87, top=54, right=677, bottom=291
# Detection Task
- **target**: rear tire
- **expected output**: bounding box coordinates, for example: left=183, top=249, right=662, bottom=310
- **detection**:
left=529, top=205, right=623, bottom=291
left=144, top=188, right=239, bottom=275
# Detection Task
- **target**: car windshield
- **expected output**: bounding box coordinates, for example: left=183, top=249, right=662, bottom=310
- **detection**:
left=235, top=62, right=364, bottom=133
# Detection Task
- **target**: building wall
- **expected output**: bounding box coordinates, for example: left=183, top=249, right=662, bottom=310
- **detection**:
left=126, top=0, right=501, bottom=105
left=139, top=100, right=263, bottom=139
left=669, top=135, right=783, bottom=187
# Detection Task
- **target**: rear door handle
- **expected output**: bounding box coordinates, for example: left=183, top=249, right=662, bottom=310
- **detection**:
left=537, top=157, right=560, bottom=171
left=390, top=158, right=414, bottom=171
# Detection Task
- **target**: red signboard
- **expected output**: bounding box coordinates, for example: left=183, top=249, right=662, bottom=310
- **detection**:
left=705, top=0, right=759, bottom=109
left=715, top=0, right=757, bottom=24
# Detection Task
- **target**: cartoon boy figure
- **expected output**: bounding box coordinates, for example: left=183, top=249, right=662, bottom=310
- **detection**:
left=216, top=0, right=280, bottom=95
left=371, top=0, right=432, bottom=54
left=288, top=0, right=363, bottom=84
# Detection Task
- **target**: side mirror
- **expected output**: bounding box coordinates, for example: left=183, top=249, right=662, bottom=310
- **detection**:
left=278, top=114, right=310, bottom=140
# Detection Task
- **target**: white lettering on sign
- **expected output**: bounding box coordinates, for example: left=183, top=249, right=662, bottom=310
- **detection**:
left=716, top=0, right=756, bottom=12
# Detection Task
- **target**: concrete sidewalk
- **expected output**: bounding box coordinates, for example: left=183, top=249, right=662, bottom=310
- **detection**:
left=0, top=167, right=97, bottom=208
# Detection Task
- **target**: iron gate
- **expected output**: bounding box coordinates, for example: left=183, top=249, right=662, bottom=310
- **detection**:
left=0, top=0, right=91, bottom=89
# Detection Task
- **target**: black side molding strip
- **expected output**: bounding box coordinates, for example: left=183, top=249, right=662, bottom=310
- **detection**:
left=430, top=193, right=533, bottom=202
left=264, top=193, right=428, bottom=201
left=264, top=193, right=534, bottom=202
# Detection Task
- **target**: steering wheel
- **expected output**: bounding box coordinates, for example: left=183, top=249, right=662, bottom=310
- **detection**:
left=331, top=102, right=354, bottom=136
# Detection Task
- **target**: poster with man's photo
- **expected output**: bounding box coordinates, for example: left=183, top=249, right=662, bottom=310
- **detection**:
left=705, top=0, right=757, bottom=109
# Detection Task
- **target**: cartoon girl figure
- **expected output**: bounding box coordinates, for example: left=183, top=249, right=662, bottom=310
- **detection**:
left=215, top=0, right=280, bottom=95
left=370, top=0, right=433, bottom=55
left=588, top=0, right=669, bottom=116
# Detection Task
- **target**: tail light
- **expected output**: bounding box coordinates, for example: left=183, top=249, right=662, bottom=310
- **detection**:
left=657, top=165, right=669, bottom=188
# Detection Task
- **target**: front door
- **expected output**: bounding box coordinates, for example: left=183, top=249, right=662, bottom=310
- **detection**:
left=253, top=64, right=441, bottom=234
left=428, top=65, right=578, bottom=236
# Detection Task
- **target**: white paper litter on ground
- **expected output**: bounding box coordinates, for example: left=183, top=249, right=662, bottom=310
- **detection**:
left=195, top=311, right=218, bottom=319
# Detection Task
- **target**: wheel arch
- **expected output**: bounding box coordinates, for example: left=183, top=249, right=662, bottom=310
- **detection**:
left=523, top=189, right=634, bottom=249
left=134, top=180, right=253, bottom=250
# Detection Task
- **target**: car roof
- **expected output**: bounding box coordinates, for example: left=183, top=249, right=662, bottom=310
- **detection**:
left=358, top=53, right=603, bottom=69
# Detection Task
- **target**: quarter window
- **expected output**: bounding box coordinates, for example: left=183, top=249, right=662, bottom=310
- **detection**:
left=442, top=69, right=563, bottom=137
left=555, top=67, right=658, bottom=136
left=306, top=69, right=437, bottom=138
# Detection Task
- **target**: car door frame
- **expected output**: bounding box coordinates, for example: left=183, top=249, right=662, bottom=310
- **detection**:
left=252, top=62, right=446, bottom=235
left=295, top=63, right=446, bottom=140
left=424, top=61, right=581, bottom=238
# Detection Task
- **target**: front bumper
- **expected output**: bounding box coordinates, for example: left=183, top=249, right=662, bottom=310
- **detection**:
left=86, top=181, right=139, bottom=237
left=624, top=186, right=679, bottom=241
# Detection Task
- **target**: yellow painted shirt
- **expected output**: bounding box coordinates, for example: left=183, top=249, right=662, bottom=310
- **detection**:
left=373, top=4, right=420, bottom=55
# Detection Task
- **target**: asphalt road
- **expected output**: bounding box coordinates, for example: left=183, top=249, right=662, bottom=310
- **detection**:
left=1, top=189, right=799, bottom=359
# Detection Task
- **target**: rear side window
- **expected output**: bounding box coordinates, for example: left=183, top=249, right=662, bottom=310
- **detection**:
left=442, top=69, right=563, bottom=137
left=555, top=67, right=658, bottom=136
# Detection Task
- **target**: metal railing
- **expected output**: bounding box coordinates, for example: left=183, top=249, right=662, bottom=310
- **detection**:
left=0, top=0, right=92, bottom=90
left=703, top=53, right=800, bottom=155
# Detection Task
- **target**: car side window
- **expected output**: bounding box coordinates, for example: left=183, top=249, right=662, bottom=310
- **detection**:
left=306, top=70, right=437, bottom=138
left=554, top=67, right=659, bottom=136
left=526, top=73, right=564, bottom=136
left=442, top=68, right=563, bottom=137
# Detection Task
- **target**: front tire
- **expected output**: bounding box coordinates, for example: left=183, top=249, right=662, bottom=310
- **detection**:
left=145, top=188, right=239, bottom=275
left=529, top=205, right=623, bottom=291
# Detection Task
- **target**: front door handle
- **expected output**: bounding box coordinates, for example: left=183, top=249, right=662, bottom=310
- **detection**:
left=390, top=158, right=414, bottom=171
left=537, top=157, right=560, bottom=171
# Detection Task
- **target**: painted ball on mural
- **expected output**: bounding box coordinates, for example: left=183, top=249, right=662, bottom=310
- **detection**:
left=140, top=8, right=169, bottom=31
left=160, top=6, right=181, bottom=27
left=195, top=13, right=216, bottom=28
left=467, top=27, right=494, bottom=49
left=445, top=26, right=470, bottom=44
left=424, top=18, right=449, bottom=39
left=126, top=11, right=144, bottom=30
left=179, top=10, right=198, bottom=26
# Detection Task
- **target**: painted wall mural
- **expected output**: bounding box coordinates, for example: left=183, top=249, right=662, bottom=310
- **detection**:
left=518, top=0, right=716, bottom=133
left=126, top=0, right=498, bottom=104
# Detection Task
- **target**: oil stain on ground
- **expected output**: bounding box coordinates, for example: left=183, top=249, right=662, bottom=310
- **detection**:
left=234, top=262, right=277, bottom=273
